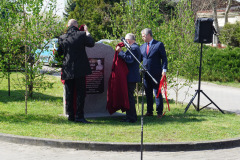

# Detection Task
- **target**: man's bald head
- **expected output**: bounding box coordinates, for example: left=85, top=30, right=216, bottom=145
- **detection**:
left=68, top=19, right=78, bottom=28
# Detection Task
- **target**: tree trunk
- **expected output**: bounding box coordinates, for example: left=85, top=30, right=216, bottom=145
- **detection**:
left=225, top=0, right=232, bottom=25
left=8, top=58, right=10, bottom=96
left=28, top=61, right=34, bottom=98
left=28, top=81, right=33, bottom=98
left=25, top=55, right=28, bottom=115
left=212, top=0, right=220, bottom=44
left=23, top=3, right=28, bottom=114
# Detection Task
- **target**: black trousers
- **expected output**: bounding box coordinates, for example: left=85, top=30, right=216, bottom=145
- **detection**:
left=65, top=77, right=86, bottom=119
left=126, top=82, right=137, bottom=122
left=144, top=74, right=163, bottom=115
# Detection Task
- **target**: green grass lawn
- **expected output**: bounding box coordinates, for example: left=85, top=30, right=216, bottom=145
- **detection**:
left=0, top=72, right=240, bottom=143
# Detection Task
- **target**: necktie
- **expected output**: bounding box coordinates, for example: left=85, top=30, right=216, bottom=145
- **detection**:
left=147, top=42, right=149, bottom=55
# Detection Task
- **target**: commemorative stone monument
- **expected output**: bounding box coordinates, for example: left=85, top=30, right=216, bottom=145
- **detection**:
left=63, top=42, right=123, bottom=118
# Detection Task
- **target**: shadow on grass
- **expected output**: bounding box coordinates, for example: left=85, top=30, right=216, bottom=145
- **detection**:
left=0, top=90, right=208, bottom=126
left=0, top=110, right=208, bottom=127
left=0, top=90, right=62, bottom=103
left=90, top=112, right=208, bottom=127
left=0, top=111, right=68, bottom=125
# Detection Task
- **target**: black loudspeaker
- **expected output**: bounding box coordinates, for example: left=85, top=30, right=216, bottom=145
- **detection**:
left=194, top=18, right=214, bottom=43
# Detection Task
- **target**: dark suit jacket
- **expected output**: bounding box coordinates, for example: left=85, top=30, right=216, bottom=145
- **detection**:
left=57, top=26, right=95, bottom=80
left=140, top=39, right=168, bottom=82
left=118, top=43, right=141, bottom=83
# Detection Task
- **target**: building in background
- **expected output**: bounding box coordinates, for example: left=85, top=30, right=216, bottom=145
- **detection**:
left=196, top=0, right=240, bottom=46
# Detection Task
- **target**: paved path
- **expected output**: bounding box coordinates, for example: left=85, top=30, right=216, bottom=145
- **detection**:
left=168, top=80, right=240, bottom=114
left=1, top=140, right=240, bottom=160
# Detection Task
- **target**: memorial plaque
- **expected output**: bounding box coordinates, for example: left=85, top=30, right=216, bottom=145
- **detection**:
left=86, top=58, right=104, bottom=94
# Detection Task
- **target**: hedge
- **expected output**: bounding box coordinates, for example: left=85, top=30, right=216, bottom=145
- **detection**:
left=201, top=46, right=240, bottom=82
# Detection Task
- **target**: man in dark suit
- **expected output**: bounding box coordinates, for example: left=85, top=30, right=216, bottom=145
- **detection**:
left=57, top=19, right=95, bottom=123
left=140, top=28, right=168, bottom=118
left=116, top=33, right=141, bottom=123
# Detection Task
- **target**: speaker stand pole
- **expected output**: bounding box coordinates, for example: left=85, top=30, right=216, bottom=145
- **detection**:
left=140, top=69, right=146, bottom=160
left=184, top=43, right=224, bottom=114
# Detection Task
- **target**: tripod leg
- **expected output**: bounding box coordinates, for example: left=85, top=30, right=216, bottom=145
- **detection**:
left=201, top=91, right=224, bottom=114
left=184, top=91, right=198, bottom=114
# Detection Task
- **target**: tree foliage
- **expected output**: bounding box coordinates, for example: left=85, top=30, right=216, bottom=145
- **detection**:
left=107, top=0, right=199, bottom=79
left=219, top=22, right=240, bottom=47
left=65, top=0, right=176, bottom=41
left=67, top=0, right=114, bottom=41
left=0, top=0, right=65, bottom=113
left=63, top=0, right=76, bottom=19
left=0, top=1, right=24, bottom=76
left=105, top=0, right=200, bottom=103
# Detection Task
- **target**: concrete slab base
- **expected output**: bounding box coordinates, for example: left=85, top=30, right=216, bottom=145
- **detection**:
left=85, top=112, right=125, bottom=118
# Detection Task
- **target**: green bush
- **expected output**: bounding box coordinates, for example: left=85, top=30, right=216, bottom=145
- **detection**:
left=219, top=22, right=240, bottom=47
left=202, top=46, right=240, bottom=82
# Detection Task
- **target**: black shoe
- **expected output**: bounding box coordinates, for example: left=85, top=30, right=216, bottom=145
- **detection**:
left=68, top=116, right=75, bottom=122
left=157, top=114, right=163, bottom=119
left=121, top=117, right=127, bottom=121
left=75, top=118, right=92, bottom=124
left=145, top=113, right=153, bottom=116
left=120, top=118, right=136, bottom=123
left=157, top=112, right=163, bottom=118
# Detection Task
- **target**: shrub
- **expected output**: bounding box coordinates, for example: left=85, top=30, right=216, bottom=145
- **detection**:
left=219, top=22, right=240, bottom=47
left=202, top=46, right=240, bottom=82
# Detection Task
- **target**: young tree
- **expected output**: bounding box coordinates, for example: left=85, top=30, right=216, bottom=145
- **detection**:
left=159, top=1, right=199, bottom=104
left=107, top=0, right=199, bottom=104
left=0, top=1, right=25, bottom=96
left=0, top=0, right=65, bottom=114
